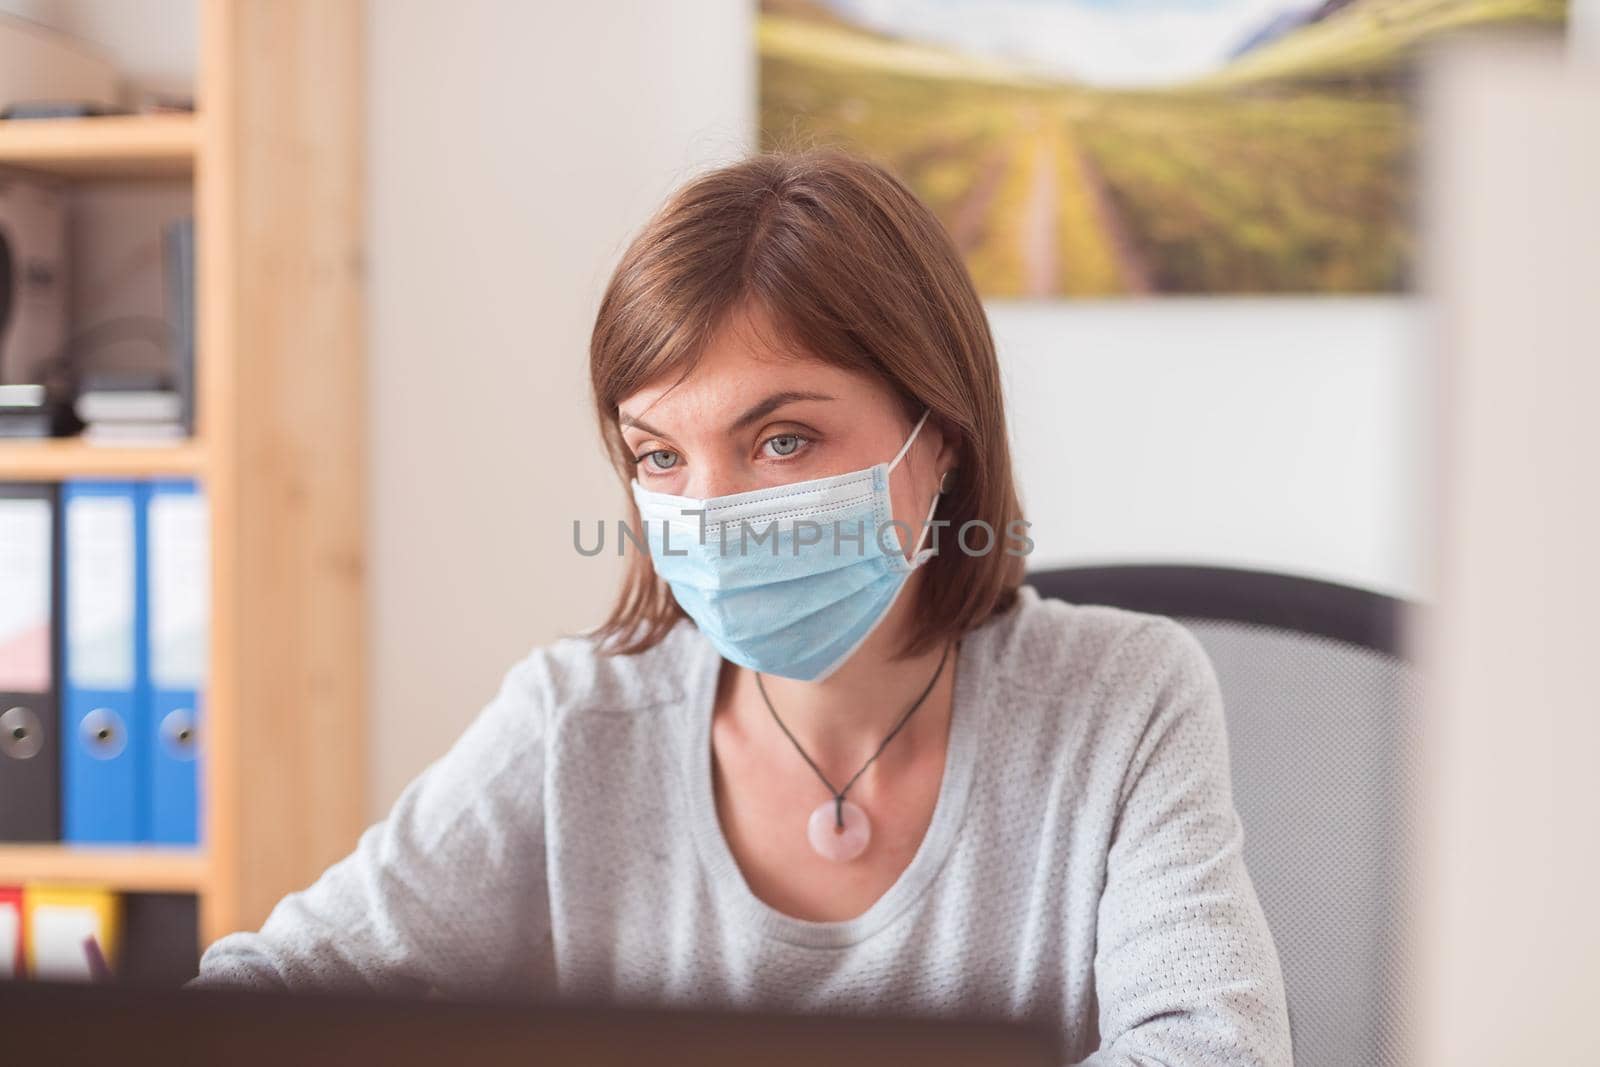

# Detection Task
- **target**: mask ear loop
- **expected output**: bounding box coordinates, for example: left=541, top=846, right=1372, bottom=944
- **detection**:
left=886, top=408, right=942, bottom=565
left=907, top=478, right=944, bottom=565
left=887, top=408, right=931, bottom=473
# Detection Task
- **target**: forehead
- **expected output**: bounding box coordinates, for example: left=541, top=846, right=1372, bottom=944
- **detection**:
left=618, top=305, right=883, bottom=423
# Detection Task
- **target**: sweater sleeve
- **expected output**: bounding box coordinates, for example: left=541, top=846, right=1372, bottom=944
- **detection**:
left=1079, top=619, right=1294, bottom=1067
left=185, top=649, right=553, bottom=1000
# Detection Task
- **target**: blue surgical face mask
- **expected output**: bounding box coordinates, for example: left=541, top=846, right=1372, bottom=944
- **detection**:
left=630, top=408, right=942, bottom=682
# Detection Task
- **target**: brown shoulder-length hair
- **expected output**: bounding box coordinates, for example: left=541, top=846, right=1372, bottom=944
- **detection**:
left=588, top=144, right=1026, bottom=661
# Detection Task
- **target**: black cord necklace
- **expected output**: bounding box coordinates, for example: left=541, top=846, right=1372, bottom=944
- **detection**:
left=753, top=640, right=952, bottom=863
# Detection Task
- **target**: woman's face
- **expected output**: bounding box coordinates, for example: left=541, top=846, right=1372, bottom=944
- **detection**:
left=617, top=303, right=953, bottom=556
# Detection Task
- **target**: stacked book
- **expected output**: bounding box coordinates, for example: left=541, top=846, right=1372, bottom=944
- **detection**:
left=0, top=384, right=51, bottom=437
left=74, top=373, right=185, bottom=443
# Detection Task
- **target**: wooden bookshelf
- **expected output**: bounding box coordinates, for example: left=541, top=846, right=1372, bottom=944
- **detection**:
left=0, top=439, right=206, bottom=480
left=0, top=845, right=207, bottom=893
left=0, top=0, right=366, bottom=952
left=0, top=113, right=197, bottom=179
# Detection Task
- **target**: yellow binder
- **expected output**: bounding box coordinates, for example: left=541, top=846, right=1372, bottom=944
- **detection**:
left=22, top=884, right=121, bottom=981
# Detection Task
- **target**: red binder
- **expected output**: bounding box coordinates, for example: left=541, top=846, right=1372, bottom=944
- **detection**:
left=0, top=885, right=22, bottom=979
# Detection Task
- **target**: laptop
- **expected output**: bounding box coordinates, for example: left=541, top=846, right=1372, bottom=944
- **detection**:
left=0, top=978, right=1061, bottom=1066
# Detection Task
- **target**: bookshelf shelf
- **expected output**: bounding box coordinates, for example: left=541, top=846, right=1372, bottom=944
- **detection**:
left=0, top=439, right=205, bottom=480
left=0, top=113, right=197, bottom=179
left=0, top=845, right=208, bottom=893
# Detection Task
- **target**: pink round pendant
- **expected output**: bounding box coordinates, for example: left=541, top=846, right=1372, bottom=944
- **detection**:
left=807, top=798, right=871, bottom=862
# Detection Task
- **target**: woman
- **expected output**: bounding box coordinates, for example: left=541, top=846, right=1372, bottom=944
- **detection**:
left=192, top=148, right=1292, bottom=1065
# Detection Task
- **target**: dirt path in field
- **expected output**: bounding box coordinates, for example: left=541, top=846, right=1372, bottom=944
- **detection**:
left=1021, top=116, right=1061, bottom=297
left=946, top=104, right=1153, bottom=296
left=1067, top=130, right=1154, bottom=294
left=947, top=139, right=1012, bottom=256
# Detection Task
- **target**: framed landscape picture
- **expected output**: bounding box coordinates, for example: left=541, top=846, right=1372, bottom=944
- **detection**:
left=758, top=0, right=1568, bottom=297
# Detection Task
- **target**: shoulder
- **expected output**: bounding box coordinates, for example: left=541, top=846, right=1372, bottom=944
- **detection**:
left=494, top=618, right=706, bottom=728
left=985, top=585, right=1229, bottom=806
left=407, top=623, right=705, bottom=809
left=978, top=583, right=1213, bottom=703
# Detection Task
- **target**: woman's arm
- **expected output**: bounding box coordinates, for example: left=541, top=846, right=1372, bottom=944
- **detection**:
left=1081, top=620, right=1293, bottom=1067
left=186, top=651, right=553, bottom=1000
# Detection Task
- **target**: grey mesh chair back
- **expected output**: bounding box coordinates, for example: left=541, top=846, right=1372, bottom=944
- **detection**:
left=1027, top=564, right=1421, bottom=1067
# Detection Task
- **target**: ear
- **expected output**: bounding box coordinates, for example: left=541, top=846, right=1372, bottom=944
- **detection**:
left=929, top=413, right=960, bottom=476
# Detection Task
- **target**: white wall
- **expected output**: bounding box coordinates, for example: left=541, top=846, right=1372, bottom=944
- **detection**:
left=10, top=0, right=1540, bottom=818
left=998, top=296, right=1427, bottom=599
left=366, top=0, right=755, bottom=813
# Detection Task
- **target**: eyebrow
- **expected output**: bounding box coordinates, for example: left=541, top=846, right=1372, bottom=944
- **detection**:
left=619, top=390, right=837, bottom=439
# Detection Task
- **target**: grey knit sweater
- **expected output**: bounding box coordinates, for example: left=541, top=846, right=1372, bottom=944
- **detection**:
left=190, top=584, right=1292, bottom=1065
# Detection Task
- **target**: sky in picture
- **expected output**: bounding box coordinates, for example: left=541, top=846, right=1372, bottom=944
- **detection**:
left=830, top=0, right=1318, bottom=86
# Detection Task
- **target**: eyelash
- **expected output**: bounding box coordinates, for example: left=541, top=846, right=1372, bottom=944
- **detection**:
left=631, top=433, right=812, bottom=474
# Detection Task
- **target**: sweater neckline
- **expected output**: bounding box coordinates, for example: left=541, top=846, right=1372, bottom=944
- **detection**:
left=680, top=617, right=990, bottom=949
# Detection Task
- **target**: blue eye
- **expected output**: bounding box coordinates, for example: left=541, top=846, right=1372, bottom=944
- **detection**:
left=765, top=434, right=805, bottom=457
left=640, top=450, right=678, bottom=471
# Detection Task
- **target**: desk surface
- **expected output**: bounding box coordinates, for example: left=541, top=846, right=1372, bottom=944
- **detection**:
left=0, top=978, right=1061, bottom=1067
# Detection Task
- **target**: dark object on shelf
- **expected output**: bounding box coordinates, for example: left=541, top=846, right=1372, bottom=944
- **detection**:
left=0, top=101, right=130, bottom=120
left=38, top=358, right=82, bottom=437
left=118, top=894, right=199, bottom=988
left=163, top=217, right=195, bottom=434
left=82, top=934, right=113, bottom=982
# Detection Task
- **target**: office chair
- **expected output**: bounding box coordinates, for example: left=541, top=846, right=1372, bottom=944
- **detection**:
left=1026, top=564, right=1423, bottom=1067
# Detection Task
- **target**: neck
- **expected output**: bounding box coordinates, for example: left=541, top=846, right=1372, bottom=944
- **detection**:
left=722, top=579, right=957, bottom=779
